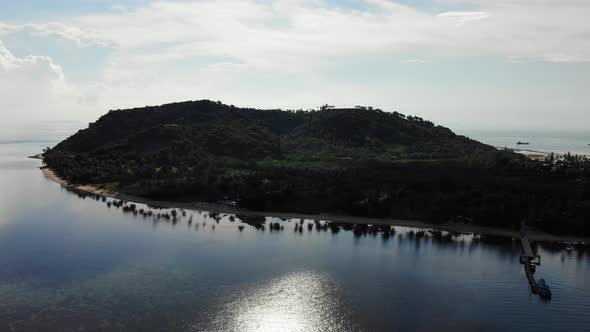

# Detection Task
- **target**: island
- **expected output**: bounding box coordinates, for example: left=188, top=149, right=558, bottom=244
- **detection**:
left=42, top=100, right=590, bottom=236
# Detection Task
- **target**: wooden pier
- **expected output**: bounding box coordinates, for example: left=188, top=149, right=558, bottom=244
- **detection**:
left=519, top=233, right=541, bottom=264
left=519, top=227, right=541, bottom=294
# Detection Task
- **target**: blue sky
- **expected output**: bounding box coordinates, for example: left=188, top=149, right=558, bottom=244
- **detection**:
left=1, top=0, right=589, bottom=140
left=0, top=0, right=477, bottom=18
left=0, top=0, right=149, bottom=20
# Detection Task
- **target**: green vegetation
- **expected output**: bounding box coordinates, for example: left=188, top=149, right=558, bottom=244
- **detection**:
left=101, top=182, right=120, bottom=192
left=44, top=100, right=590, bottom=236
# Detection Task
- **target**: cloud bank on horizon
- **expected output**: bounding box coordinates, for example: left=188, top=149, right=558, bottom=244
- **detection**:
left=1, top=0, right=589, bottom=140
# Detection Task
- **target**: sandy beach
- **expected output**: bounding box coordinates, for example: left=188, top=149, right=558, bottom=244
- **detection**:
left=41, top=166, right=589, bottom=243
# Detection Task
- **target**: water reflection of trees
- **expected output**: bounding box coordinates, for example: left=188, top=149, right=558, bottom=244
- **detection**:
left=537, top=241, right=589, bottom=260
left=469, top=234, right=520, bottom=260
left=73, top=191, right=589, bottom=263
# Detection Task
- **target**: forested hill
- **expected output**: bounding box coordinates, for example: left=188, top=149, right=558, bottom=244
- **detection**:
left=50, top=100, right=494, bottom=162
left=44, top=100, right=590, bottom=236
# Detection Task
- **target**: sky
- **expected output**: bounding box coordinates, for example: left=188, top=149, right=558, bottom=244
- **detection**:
left=1, top=0, right=589, bottom=141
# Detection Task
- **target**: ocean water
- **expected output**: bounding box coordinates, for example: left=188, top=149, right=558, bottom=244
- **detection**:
left=460, top=129, right=590, bottom=156
left=0, top=142, right=589, bottom=331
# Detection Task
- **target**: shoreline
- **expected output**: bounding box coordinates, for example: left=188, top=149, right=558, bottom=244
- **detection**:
left=40, top=167, right=589, bottom=244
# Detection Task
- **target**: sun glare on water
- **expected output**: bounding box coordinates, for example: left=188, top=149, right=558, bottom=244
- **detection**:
left=202, top=271, right=358, bottom=332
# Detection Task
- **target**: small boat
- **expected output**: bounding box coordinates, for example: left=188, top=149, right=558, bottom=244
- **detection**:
left=517, top=141, right=530, bottom=145
left=537, top=279, right=552, bottom=299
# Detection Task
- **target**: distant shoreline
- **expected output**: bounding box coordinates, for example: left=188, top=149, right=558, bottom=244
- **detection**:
left=39, top=167, right=589, bottom=244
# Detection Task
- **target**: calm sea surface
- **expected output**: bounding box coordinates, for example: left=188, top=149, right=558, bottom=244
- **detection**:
left=460, top=129, right=590, bottom=156
left=0, top=142, right=589, bottom=332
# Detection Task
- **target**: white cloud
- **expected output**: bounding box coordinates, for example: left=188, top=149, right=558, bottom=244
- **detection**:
left=110, top=5, right=128, bottom=13
left=1, top=0, right=590, bottom=134
left=0, top=22, right=19, bottom=36
left=400, top=59, right=428, bottom=64
left=0, top=41, right=102, bottom=140
left=81, top=1, right=590, bottom=60
left=4, top=0, right=590, bottom=67
left=0, top=40, right=64, bottom=93
left=0, top=22, right=111, bottom=47
left=437, top=11, right=489, bottom=26
left=26, top=22, right=111, bottom=47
